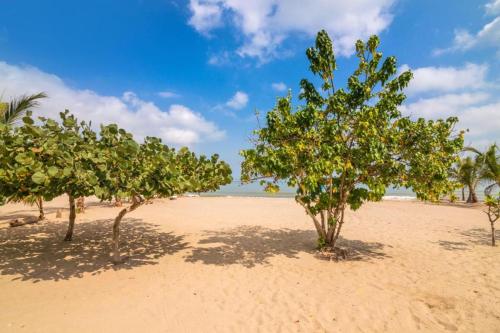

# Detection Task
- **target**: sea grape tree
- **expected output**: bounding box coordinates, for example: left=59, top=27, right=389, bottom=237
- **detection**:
left=35, top=111, right=100, bottom=240
left=241, top=30, right=463, bottom=250
left=485, top=194, right=499, bottom=246
left=0, top=113, right=59, bottom=220
left=96, top=126, right=232, bottom=263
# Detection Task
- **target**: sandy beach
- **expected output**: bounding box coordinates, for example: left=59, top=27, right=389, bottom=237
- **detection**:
left=0, top=196, right=499, bottom=332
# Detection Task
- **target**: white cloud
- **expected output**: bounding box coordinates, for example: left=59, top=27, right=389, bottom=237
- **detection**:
left=401, top=92, right=499, bottom=145
left=158, top=90, right=179, bottom=98
left=401, top=93, right=490, bottom=119
left=188, top=0, right=222, bottom=35
left=271, top=82, right=287, bottom=92
left=401, top=63, right=488, bottom=95
left=225, top=91, right=248, bottom=109
left=188, top=0, right=396, bottom=62
left=0, top=61, right=225, bottom=146
left=400, top=61, right=500, bottom=146
left=434, top=2, right=500, bottom=55
left=486, top=0, right=500, bottom=15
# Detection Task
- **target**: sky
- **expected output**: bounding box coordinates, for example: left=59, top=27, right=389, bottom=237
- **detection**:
left=0, top=0, right=499, bottom=178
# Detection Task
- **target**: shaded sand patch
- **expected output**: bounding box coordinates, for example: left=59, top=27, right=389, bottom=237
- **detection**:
left=0, top=196, right=499, bottom=332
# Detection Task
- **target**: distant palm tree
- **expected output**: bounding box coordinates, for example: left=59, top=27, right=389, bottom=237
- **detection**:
left=466, top=144, right=499, bottom=196
left=0, top=92, right=47, bottom=126
left=455, top=155, right=483, bottom=203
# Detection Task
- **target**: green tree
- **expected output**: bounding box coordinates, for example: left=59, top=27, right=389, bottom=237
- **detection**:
left=466, top=144, right=499, bottom=197
left=0, top=112, right=59, bottom=220
left=96, top=126, right=232, bottom=263
left=0, top=92, right=47, bottom=213
left=455, top=155, right=483, bottom=203
left=241, top=30, right=463, bottom=250
left=0, top=92, right=47, bottom=126
left=36, top=111, right=100, bottom=240
left=485, top=194, right=499, bottom=246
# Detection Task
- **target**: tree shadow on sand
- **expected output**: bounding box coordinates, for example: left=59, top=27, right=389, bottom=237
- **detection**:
left=184, top=225, right=387, bottom=268
left=0, top=218, right=188, bottom=282
left=437, top=227, right=499, bottom=250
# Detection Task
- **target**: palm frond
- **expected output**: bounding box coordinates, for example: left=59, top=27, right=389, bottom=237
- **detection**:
left=0, top=92, right=47, bottom=125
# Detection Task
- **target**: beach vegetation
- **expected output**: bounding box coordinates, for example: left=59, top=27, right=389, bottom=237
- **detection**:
left=241, top=30, right=463, bottom=251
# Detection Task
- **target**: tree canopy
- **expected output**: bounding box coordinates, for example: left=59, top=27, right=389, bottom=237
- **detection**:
left=0, top=110, right=232, bottom=262
left=241, top=30, right=464, bottom=249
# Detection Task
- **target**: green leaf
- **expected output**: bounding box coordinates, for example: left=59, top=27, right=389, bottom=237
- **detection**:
left=47, top=166, right=59, bottom=177
left=31, top=171, right=46, bottom=184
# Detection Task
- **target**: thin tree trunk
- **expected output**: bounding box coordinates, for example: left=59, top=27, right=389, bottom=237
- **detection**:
left=330, top=207, right=346, bottom=248
left=64, top=195, right=76, bottom=241
left=467, top=186, right=478, bottom=203
left=492, top=222, right=496, bottom=247
left=37, top=197, right=44, bottom=220
left=297, top=198, right=326, bottom=241
left=112, top=196, right=142, bottom=264
left=461, top=187, right=465, bottom=201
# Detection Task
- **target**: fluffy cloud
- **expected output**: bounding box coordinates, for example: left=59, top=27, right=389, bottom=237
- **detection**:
left=188, top=0, right=222, bottom=35
left=0, top=61, right=225, bottom=146
left=225, top=91, right=249, bottom=109
left=401, top=63, right=488, bottom=95
left=486, top=0, right=500, bottom=15
left=400, top=93, right=490, bottom=119
left=400, top=62, right=499, bottom=146
left=434, top=1, right=500, bottom=55
left=271, top=82, right=287, bottom=92
left=188, top=0, right=396, bottom=62
left=402, top=93, right=499, bottom=145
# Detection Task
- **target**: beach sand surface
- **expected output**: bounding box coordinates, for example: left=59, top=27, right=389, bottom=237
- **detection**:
left=0, top=196, right=499, bottom=332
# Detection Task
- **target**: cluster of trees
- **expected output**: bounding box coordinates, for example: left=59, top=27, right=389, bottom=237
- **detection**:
left=452, top=144, right=499, bottom=203
left=241, top=30, right=465, bottom=250
left=0, top=109, right=232, bottom=262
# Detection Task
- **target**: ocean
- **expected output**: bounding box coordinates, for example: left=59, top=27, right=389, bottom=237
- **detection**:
left=201, top=181, right=493, bottom=201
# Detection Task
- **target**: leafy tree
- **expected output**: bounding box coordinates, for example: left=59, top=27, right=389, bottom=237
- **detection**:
left=0, top=92, right=47, bottom=213
left=485, top=194, right=499, bottom=246
left=241, top=30, right=463, bottom=250
left=0, top=112, right=58, bottom=220
left=466, top=144, right=499, bottom=197
left=455, top=155, right=483, bottom=203
left=35, top=111, right=100, bottom=240
left=96, top=126, right=232, bottom=263
left=0, top=92, right=47, bottom=126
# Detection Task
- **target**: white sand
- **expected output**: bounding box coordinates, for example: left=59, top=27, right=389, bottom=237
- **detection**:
left=0, top=196, right=499, bottom=332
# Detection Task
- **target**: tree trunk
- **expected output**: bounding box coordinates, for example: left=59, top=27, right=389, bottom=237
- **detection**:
left=64, top=195, right=76, bottom=241
left=467, top=186, right=478, bottom=203
left=492, top=222, right=496, bottom=247
left=461, top=187, right=465, bottom=202
left=112, top=207, right=128, bottom=264
left=37, top=197, right=44, bottom=220
left=112, top=196, right=142, bottom=264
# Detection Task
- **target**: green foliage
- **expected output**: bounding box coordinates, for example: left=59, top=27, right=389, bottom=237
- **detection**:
left=0, top=109, right=232, bottom=247
left=485, top=193, right=499, bottom=246
left=465, top=144, right=499, bottom=196
left=241, top=30, right=463, bottom=248
left=0, top=92, right=47, bottom=126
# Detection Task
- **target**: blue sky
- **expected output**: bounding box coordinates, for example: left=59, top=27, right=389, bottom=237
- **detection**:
left=0, top=0, right=499, bottom=176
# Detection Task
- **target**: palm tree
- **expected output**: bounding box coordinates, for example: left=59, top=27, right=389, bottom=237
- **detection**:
left=455, top=155, right=483, bottom=203
left=0, top=92, right=47, bottom=126
left=466, top=144, right=499, bottom=196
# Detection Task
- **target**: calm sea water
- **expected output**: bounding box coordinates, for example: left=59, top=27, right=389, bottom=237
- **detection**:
left=201, top=181, right=492, bottom=200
